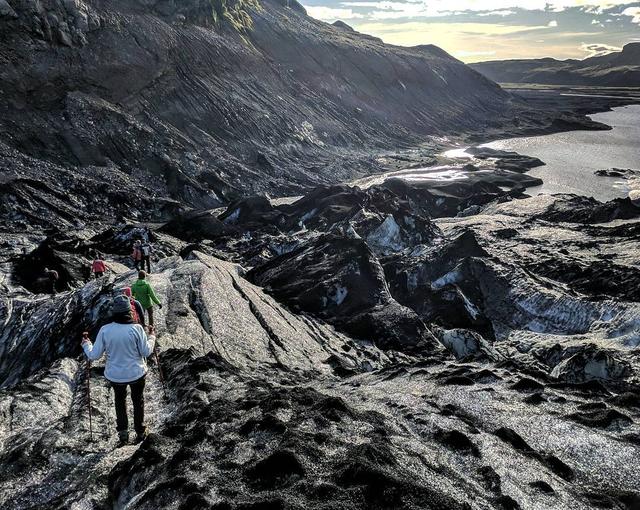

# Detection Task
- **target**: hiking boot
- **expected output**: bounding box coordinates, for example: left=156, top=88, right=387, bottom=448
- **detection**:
left=134, top=427, right=148, bottom=444
left=117, top=430, right=129, bottom=447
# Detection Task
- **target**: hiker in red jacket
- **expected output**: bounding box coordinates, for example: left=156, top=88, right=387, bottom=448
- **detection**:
left=91, top=255, right=107, bottom=278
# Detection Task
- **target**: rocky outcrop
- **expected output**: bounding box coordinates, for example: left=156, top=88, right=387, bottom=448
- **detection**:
left=466, top=146, right=545, bottom=173
left=434, top=327, right=502, bottom=361
left=551, top=345, right=630, bottom=383
left=481, top=193, right=640, bottom=224
left=248, top=234, right=438, bottom=351
left=595, top=168, right=640, bottom=179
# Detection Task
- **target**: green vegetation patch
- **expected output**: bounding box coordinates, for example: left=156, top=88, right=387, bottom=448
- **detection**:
left=210, top=0, right=261, bottom=32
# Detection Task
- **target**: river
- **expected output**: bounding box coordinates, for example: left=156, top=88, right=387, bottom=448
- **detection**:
left=355, top=104, right=640, bottom=202
left=482, top=104, right=640, bottom=202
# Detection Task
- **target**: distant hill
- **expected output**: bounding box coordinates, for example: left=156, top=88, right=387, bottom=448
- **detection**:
left=471, top=43, right=640, bottom=87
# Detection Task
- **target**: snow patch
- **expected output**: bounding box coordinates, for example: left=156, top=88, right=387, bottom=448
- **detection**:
left=407, top=271, right=418, bottom=292
left=294, top=121, right=325, bottom=146
left=460, top=292, right=480, bottom=320
left=437, top=328, right=499, bottom=361
left=298, top=208, right=317, bottom=229
left=431, top=270, right=462, bottom=290
left=366, top=215, right=404, bottom=254
left=432, top=69, right=447, bottom=84
left=223, top=208, right=240, bottom=224
left=403, top=216, right=415, bottom=229
left=328, top=285, right=348, bottom=306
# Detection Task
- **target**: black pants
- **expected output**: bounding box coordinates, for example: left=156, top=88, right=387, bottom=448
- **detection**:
left=94, top=271, right=104, bottom=278
left=146, top=306, right=154, bottom=326
left=142, top=256, right=151, bottom=272
left=134, top=259, right=142, bottom=270
left=111, top=375, right=146, bottom=434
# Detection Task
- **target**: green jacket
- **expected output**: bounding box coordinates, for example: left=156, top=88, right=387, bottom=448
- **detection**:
left=131, top=279, right=161, bottom=310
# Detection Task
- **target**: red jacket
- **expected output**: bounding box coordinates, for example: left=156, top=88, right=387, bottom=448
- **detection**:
left=132, top=247, right=142, bottom=261
left=92, top=260, right=106, bottom=273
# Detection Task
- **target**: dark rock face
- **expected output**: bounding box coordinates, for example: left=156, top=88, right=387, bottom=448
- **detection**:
left=0, top=0, right=529, bottom=236
left=0, top=141, right=184, bottom=232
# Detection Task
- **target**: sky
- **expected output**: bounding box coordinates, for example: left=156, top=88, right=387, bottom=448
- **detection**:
left=301, top=0, right=640, bottom=62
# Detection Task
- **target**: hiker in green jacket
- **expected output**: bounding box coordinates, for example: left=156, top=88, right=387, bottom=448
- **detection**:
left=131, top=271, right=162, bottom=326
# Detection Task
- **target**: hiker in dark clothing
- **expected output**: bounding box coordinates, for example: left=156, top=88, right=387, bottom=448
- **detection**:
left=131, top=271, right=162, bottom=326
left=140, top=241, right=152, bottom=273
left=44, top=267, right=59, bottom=294
left=82, top=295, right=156, bottom=446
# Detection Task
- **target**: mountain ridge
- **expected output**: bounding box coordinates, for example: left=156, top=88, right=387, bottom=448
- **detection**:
left=471, top=42, right=640, bottom=87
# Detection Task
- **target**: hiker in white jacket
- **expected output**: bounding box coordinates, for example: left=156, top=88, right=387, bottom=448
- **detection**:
left=82, top=295, right=156, bottom=446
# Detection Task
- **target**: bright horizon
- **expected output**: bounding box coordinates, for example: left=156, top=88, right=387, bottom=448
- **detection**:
left=302, top=0, right=640, bottom=62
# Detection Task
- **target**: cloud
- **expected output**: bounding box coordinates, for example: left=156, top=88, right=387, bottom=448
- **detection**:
left=310, top=0, right=640, bottom=20
left=580, top=42, right=622, bottom=56
left=340, top=1, right=447, bottom=19
left=621, top=6, right=640, bottom=23
left=337, top=0, right=554, bottom=19
left=305, top=6, right=364, bottom=20
left=477, top=10, right=516, bottom=16
left=302, top=1, right=640, bottom=61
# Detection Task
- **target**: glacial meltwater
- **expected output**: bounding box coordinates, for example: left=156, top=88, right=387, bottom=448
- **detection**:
left=483, top=104, right=640, bottom=202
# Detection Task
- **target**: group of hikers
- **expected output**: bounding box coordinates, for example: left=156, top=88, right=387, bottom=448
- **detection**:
left=40, top=236, right=164, bottom=446
left=43, top=240, right=153, bottom=294
left=50, top=238, right=160, bottom=447
left=81, top=269, right=163, bottom=446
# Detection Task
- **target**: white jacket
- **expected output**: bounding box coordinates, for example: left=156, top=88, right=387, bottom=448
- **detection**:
left=83, top=323, right=156, bottom=383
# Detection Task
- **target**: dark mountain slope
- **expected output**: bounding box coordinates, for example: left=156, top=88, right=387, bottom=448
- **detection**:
left=1, top=0, right=542, bottom=231
left=471, top=42, right=640, bottom=86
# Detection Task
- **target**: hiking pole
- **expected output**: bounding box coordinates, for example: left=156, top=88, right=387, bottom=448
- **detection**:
left=150, top=326, right=167, bottom=398
left=83, top=332, right=94, bottom=442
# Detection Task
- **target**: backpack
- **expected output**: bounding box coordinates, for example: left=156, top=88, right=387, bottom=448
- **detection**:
left=129, top=298, right=141, bottom=324
left=141, top=244, right=151, bottom=256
